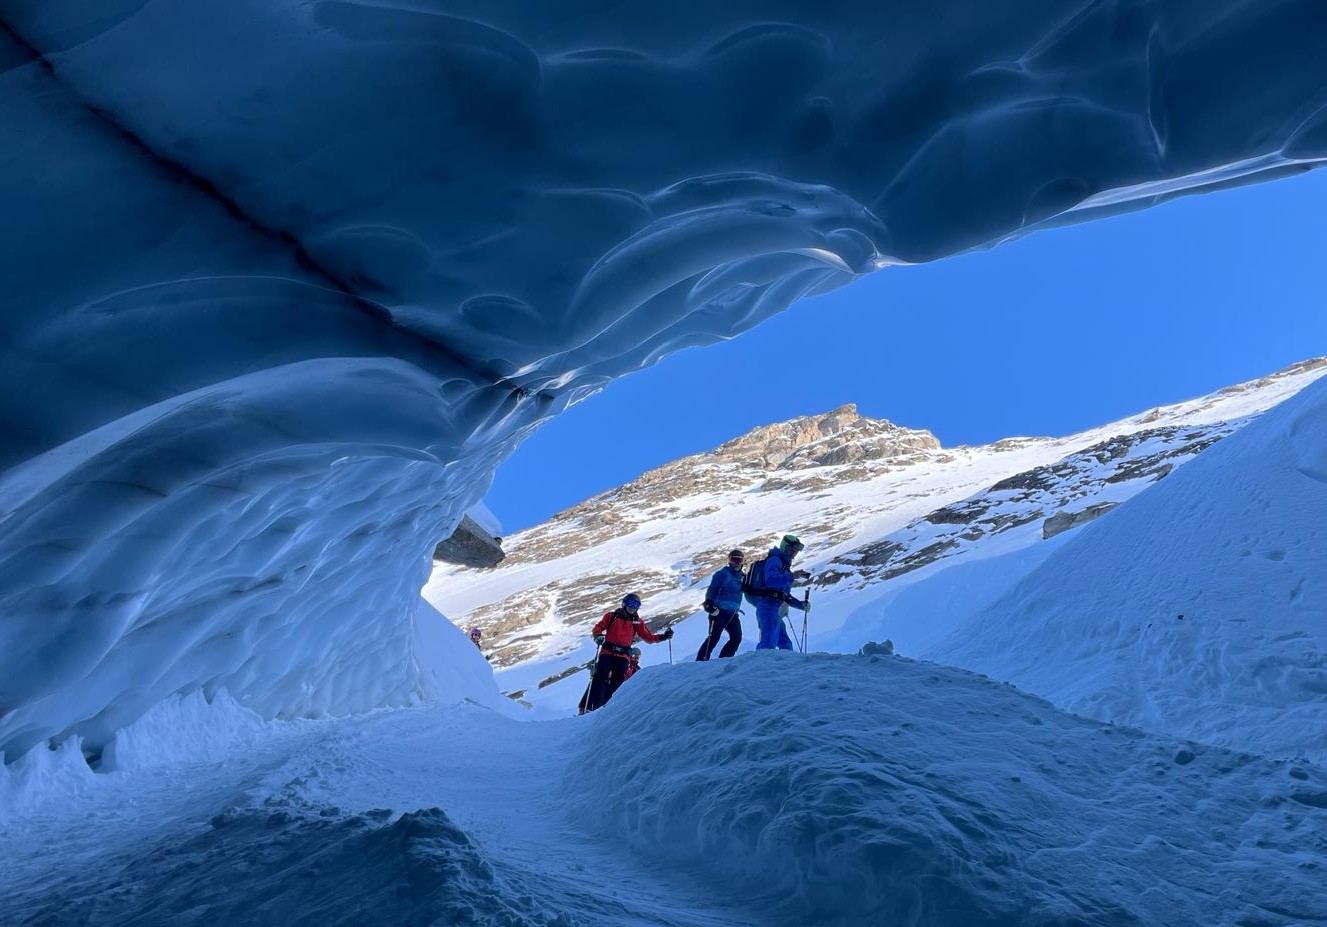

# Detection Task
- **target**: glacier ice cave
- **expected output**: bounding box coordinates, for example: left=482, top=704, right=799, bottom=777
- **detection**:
left=2, top=0, right=1326, bottom=760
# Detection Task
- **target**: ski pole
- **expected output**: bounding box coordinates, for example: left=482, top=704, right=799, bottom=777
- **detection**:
left=578, top=650, right=598, bottom=715
left=698, top=614, right=714, bottom=661
left=577, top=675, right=592, bottom=715
left=801, top=589, right=811, bottom=654
left=784, top=616, right=800, bottom=652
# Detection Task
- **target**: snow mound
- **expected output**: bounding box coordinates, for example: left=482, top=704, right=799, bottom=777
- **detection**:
left=928, top=376, right=1327, bottom=762
left=4, top=0, right=1327, bottom=758
left=2, top=805, right=571, bottom=927
left=565, top=654, right=1327, bottom=926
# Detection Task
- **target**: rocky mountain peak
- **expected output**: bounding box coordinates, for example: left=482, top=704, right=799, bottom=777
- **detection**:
left=712, top=405, right=939, bottom=470
left=475, top=404, right=945, bottom=576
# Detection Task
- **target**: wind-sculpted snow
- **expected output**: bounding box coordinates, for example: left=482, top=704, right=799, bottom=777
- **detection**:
left=3, top=0, right=1327, bottom=758
left=569, top=654, right=1327, bottom=926
left=9, top=806, right=559, bottom=927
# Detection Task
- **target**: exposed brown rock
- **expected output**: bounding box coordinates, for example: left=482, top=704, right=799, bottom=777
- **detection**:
left=432, top=514, right=505, bottom=567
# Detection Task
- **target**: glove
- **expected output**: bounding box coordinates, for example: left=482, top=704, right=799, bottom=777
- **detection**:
left=661, top=627, right=675, bottom=640
left=702, top=602, right=717, bottom=615
left=593, top=634, right=605, bottom=645
left=799, top=597, right=811, bottom=611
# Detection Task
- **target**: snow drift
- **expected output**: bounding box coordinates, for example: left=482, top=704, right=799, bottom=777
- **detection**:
left=928, top=375, right=1327, bottom=762
left=4, top=0, right=1327, bottom=757
left=567, top=654, right=1327, bottom=927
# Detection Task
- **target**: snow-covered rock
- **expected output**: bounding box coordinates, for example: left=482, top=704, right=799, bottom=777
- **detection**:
left=431, top=514, right=505, bottom=568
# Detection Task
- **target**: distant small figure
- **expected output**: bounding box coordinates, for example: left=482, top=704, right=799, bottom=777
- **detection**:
left=626, top=646, right=642, bottom=680
left=697, top=549, right=745, bottom=661
left=744, top=534, right=810, bottom=651
left=581, top=593, right=672, bottom=713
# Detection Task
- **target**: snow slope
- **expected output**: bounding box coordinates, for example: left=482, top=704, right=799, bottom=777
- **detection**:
left=928, top=373, right=1327, bottom=763
left=4, top=1, right=1327, bottom=758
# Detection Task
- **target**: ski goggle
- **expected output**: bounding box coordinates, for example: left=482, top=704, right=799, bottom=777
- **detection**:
left=728, top=554, right=744, bottom=563
left=623, top=597, right=641, bottom=609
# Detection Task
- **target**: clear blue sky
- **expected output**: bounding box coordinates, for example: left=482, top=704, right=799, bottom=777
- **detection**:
left=487, top=169, right=1327, bottom=533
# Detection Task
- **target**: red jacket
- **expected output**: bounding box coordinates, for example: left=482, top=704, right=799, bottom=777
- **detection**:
left=592, top=608, right=662, bottom=648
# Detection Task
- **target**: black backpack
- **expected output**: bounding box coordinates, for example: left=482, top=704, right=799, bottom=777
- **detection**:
left=741, top=558, right=776, bottom=598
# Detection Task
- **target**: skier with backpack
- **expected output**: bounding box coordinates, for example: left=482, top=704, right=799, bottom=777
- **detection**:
left=583, top=593, right=673, bottom=712
left=696, top=549, right=746, bottom=661
left=743, top=534, right=811, bottom=651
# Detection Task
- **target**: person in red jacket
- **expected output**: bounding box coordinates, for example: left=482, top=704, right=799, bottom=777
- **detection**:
left=582, top=592, right=672, bottom=713
left=578, top=646, right=641, bottom=715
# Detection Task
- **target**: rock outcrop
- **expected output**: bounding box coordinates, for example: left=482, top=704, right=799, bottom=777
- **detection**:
left=433, top=515, right=505, bottom=568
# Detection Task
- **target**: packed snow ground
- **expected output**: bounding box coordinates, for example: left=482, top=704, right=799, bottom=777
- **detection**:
left=5, top=653, right=1325, bottom=927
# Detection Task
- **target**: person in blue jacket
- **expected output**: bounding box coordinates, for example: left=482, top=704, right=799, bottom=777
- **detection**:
left=697, top=549, right=746, bottom=661
left=747, top=534, right=810, bottom=650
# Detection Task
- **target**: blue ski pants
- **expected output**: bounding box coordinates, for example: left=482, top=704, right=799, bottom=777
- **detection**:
left=754, top=601, right=794, bottom=650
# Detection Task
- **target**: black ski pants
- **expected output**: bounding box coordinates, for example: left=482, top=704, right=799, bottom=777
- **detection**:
left=695, top=608, right=742, bottom=661
left=586, top=651, right=631, bottom=711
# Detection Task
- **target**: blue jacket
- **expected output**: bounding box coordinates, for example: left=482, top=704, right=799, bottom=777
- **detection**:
left=705, top=564, right=744, bottom=612
left=761, top=547, right=795, bottom=596
left=748, top=547, right=806, bottom=612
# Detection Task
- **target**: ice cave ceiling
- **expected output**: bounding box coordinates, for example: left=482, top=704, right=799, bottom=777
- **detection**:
left=1, top=0, right=1324, bottom=758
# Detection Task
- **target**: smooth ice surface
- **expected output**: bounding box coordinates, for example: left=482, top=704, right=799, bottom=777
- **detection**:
left=4, top=0, right=1327, bottom=756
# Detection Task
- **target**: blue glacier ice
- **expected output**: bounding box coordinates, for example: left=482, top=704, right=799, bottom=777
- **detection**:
left=2, top=0, right=1326, bottom=759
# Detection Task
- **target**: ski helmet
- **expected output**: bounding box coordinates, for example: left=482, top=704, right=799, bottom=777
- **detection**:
left=469, top=626, right=482, bottom=640
left=728, top=549, right=744, bottom=562
left=623, top=593, right=642, bottom=609
left=780, top=534, right=804, bottom=555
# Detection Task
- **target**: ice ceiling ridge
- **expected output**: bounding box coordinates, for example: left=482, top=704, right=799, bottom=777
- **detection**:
left=1, top=0, right=1325, bottom=759
left=0, top=13, right=547, bottom=404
